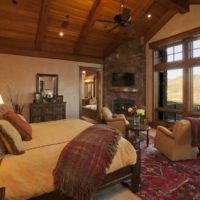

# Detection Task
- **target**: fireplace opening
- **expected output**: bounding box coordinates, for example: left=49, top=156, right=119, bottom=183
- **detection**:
left=112, top=99, right=135, bottom=116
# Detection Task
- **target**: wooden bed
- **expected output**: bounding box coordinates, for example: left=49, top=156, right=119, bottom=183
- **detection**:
left=0, top=163, right=140, bottom=200
left=0, top=119, right=140, bottom=200
left=81, top=105, right=98, bottom=121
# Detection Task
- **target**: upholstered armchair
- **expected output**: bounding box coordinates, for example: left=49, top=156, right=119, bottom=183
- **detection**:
left=155, top=120, right=199, bottom=161
left=101, top=106, right=129, bottom=134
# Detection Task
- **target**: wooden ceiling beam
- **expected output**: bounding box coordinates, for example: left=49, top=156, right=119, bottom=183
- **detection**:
left=103, top=0, right=155, bottom=57
left=0, top=46, right=103, bottom=64
left=73, top=0, right=107, bottom=54
left=35, top=0, right=49, bottom=50
left=189, top=0, right=200, bottom=4
left=144, top=9, right=177, bottom=42
left=155, top=0, right=189, bottom=14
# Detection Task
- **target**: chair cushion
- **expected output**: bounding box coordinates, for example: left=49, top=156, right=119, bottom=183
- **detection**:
left=0, top=120, right=24, bottom=155
left=102, top=107, right=113, bottom=121
left=3, top=111, right=32, bottom=141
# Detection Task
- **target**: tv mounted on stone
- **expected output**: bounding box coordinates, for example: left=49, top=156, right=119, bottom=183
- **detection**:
left=112, top=72, right=135, bottom=87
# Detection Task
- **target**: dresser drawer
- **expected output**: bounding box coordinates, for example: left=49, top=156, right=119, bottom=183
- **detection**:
left=44, top=105, right=54, bottom=114
left=55, top=105, right=65, bottom=113
left=30, top=102, right=66, bottom=123
left=31, top=106, right=43, bottom=116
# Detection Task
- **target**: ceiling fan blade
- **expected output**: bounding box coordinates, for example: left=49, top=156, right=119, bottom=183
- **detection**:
left=107, top=24, right=119, bottom=33
left=96, top=19, right=115, bottom=23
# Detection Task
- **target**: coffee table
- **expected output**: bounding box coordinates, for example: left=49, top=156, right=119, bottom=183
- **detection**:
left=126, top=124, right=151, bottom=147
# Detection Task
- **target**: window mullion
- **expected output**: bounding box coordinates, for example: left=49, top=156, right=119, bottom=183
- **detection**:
left=183, top=39, right=190, bottom=117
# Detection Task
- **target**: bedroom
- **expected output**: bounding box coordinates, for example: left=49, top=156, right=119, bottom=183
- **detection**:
left=0, top=0, right=200, bottom=200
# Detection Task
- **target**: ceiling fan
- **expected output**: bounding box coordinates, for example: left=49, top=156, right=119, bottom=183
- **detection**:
left=97, top=0, right=132, bottom=32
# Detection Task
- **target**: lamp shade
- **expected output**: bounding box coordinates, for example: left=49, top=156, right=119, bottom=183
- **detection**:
left=0, top=95, right=4, bottom=105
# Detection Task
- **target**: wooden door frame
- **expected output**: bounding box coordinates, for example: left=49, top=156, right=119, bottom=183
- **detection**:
left=79, top=66, right=102, bottom=122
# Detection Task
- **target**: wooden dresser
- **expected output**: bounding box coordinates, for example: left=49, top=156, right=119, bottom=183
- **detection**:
left=30, top=102, right=66, bottom=123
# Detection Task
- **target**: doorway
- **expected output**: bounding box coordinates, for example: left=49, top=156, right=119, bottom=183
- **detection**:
left=79, top=66, right=102, bottom=123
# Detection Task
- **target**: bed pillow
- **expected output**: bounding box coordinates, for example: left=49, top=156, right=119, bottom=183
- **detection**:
left=3, top=111, right=32, bottom=141
left=0, top=120, right=24, bottom=155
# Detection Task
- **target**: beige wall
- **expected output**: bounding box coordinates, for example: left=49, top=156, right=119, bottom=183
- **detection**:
left=0, top=53, right=102, bottom=121
left=146, top=5, right=200, bottom=121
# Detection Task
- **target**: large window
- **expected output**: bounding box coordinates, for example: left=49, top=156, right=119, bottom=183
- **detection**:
left=192, top=66, right=200, bottom=112
left=152, top=30, right=200, bottom=123
left=156, top=68, right=183, bottom=122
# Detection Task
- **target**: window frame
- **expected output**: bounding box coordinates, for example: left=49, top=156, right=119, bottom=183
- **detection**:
left=150, top=28, right=200, bottom=122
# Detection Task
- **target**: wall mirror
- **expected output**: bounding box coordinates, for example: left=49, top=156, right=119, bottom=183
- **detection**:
left=36, top=73, right=58, bottom=99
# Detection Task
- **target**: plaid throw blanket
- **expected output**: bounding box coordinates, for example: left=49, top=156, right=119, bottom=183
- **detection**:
left=186, top=117, right=200, bottom=147
left=53, top=124, right=121, bottom=200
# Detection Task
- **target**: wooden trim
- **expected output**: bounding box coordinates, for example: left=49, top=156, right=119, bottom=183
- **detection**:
left=155, top=107, right=183, bottom=114
left=27, top=164, right=138, bottom=200
left=0, top=47, right=103, bottom=64
left=152, top=53, right=156, bottom=122
left=154, top=61, right=183, bottom=71
left=74, top=0, right=107, bottom=54
left=183, top=38, right=190, bottom=117
left=149, top=27, right=200, bottom=49
left=155, top=0, right=189, bottom=14
left=35, top=0, right=49, bottom=50
left=36, top=73, right=58, bottom=95
left=79, top=66, right=102, bottom=122
left=189, top=0, right=200, bottom=4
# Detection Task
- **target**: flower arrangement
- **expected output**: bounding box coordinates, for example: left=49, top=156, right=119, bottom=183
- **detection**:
left=128, top=104, right=145, bottom=117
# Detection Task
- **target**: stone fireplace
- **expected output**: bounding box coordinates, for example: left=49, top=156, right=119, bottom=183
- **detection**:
left=113, top=99, right=135, bottom=115
left=103, top=39, right=146, bottom=113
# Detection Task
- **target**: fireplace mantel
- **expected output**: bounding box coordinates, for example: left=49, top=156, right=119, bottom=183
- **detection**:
left=110, top=87, right=138, bottom=93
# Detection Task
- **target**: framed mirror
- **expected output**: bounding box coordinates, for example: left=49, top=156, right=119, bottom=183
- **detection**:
left=36, top=73, right=58, bottom=100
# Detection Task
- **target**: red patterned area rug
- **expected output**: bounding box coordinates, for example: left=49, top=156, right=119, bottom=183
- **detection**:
left=137, top=136, right=200, bottom=200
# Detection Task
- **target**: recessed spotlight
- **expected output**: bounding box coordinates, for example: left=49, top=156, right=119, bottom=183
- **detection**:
left=147, top=14, right=151, bottom=18
left=59, top=32, right=64, bottom=37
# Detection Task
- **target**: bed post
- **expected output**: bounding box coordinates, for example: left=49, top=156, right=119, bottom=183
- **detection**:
left=131, top=146, right=141, bottom=192
left=0, top=187, right=5, bottom=200
left=129, top=135, right=141, bottom=192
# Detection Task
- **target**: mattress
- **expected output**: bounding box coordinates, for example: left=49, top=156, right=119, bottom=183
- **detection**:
left=0, top=119, right=136, bottom=200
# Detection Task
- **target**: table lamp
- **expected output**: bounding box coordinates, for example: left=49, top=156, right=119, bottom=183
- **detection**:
left=0, top=94, right=4, bottom=113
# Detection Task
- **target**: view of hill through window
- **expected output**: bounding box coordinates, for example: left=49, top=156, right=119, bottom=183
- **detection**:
left=167, top=67, right=200, bottom=106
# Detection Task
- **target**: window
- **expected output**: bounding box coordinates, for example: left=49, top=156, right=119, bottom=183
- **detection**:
left=156, top=69, right=183, bottom=122
left=152, top=30, right=200, bottom=123
left=190, top=37, right=200, bottom=58
left=192, top=66, right=200, bottom=112
left=154, top=44, right=183, bottom=64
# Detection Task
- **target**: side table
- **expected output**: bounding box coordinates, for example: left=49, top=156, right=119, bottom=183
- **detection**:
left=126, top=124, right=151, bottom=147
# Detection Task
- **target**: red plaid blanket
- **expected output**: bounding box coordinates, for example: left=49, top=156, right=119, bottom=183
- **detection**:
left=187, top=117, right=200, bottom=147
left=53, top=124, right=121, bottom=200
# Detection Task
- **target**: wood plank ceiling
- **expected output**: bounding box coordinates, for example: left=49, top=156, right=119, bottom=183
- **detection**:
left=0, top=0, right=197, bottom=63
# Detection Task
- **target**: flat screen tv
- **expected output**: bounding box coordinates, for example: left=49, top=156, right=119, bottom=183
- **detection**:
left=112, top=72, right=135, bottom=87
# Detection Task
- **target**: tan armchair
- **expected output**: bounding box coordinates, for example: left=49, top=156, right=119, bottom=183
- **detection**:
left=155, top=120, right=199, bottom=161
left=101, top=106, right=129, bottom=134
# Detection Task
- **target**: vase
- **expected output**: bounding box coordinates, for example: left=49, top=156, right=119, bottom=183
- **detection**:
left=133, top=116, right=141, bottom=125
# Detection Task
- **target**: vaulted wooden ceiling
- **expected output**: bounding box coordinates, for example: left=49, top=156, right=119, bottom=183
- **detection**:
left=0, top=0, right=198, bottom=63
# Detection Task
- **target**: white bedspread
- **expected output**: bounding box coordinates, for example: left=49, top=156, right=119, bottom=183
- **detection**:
left=0, top=119, right=136, bottom=200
